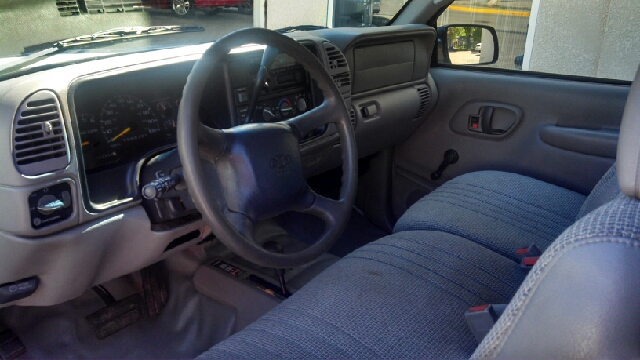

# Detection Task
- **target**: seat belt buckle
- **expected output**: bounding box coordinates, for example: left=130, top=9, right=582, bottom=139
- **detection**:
left=515, top=244, right=541, bottom=261
left=520, top=256, right=540, bottom=271
left=464, top=304, right=507, bottom=343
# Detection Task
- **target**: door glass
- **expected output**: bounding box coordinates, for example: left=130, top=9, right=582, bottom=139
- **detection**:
left=438, top=0, right=640, bottom=81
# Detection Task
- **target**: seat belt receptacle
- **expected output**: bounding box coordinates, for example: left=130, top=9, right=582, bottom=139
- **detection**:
left=464, top=303, right=507, bottom=343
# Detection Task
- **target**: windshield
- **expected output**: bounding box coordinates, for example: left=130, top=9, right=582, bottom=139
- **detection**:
left=0, top=0, right=408, bottom=77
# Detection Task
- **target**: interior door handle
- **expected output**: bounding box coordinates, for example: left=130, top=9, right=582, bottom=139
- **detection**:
left=469, top=106, right=505, bottom=135
left=452, top=102, right=522, bottom=139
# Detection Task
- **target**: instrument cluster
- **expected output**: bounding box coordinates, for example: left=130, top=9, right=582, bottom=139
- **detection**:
left=78, top=95, right=180, bottom=171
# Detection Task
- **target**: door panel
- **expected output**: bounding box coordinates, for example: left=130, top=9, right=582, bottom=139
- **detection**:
left=392, top=67, right=630, bottom=219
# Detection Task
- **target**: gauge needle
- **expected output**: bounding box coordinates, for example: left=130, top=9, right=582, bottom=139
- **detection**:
left=110, top=127, right=131, bottom=143
left=82, top=141, right=90, bottom=147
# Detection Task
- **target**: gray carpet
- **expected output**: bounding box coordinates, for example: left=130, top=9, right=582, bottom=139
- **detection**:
left=0, top=271, right=236, bottom=359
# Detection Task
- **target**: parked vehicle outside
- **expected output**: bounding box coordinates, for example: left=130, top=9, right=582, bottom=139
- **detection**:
left=72, top=0, right=252, bottom=16
left=145, top=0, right=252, bottom=16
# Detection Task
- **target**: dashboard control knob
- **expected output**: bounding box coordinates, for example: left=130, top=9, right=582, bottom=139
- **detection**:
left=37, top=194, right=64, bottom=216
left=142, top=173, right=181, bottom=199
left=279, top=101, right=293, bottom=117
left=262, top=108, right=275, bottom=122
left=296, top=97, right=308, bottom=113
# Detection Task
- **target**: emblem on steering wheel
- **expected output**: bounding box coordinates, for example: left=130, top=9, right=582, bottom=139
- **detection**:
left=270, top=154, right=292, bottom=169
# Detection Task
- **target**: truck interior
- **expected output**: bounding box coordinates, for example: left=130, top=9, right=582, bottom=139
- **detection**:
left=0, top=0, right=639, bottom=358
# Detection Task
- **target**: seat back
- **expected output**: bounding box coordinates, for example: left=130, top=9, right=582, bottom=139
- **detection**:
left=473, top=65, right=640, bottom=359
left=575, top=164, right=619, bottom=219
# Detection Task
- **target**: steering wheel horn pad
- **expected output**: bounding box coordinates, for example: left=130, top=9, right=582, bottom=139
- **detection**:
left=215, top=122, right=307, bottom=222
left=177, top=28, right=357, bottom=268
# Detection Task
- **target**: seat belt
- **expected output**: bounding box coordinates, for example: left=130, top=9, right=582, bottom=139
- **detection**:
left=465, top=244, right=544, bottom=342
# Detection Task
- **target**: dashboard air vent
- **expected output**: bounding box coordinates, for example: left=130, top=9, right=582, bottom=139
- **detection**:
left=349, top=107, right=357, bottom=129
left=413, top=85, right=432, bottom=120
left=332, top=72, right=352, bottom=89
left=56, top=0, right=81, bottom=16
left=323, top=43, right=348, bottom=70
left=13, top=91, right=69, bottom=176
left=322, top=41, right=352, bottom=104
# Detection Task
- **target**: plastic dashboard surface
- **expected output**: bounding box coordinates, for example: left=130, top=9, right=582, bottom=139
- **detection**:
left=0, top=24, right=436, bottom=308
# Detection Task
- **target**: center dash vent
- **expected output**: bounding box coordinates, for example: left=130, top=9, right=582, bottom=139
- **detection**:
left=332, top=72, right=352, bottom=89
left=13, top=91, right=69, bottom=176
left=324, top=43, right=348, bottom=70
left=322, top=41, right=352, bottom=104
left=413, top=85, right=432, bottom=120
left=349, top=107, right=357, bottom=129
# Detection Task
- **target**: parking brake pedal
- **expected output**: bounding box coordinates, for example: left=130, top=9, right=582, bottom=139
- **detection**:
left=0, top=328, right=27, bottom=360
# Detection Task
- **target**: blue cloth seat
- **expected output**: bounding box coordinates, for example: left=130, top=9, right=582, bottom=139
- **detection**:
left=197, top=167, right=619, bottom=359
left=393, top=170, right=619, bottom=260
left=198, top=231, right=526, bottom=359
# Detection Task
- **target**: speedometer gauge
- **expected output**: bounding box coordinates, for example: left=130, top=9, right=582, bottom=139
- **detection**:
left=100, top=96, right=160, bottom=153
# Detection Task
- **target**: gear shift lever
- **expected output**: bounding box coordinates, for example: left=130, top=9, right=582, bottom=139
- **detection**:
left=262, top=240, right=290, bottom=297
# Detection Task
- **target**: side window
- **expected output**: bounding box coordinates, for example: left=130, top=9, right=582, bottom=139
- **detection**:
left=437, top=0, right=640, bottom=82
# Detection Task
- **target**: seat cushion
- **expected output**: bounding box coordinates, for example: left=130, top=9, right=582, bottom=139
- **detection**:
left=198, top=231, right=526, bottom=359
left=394, top=171, right=586, bottom=260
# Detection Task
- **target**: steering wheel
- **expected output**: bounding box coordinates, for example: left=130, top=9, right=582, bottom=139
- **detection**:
left=177, top=28, right=358, bottom=269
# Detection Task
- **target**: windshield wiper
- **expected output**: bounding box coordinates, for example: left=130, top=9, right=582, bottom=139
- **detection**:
left=53, top=25, right=205, bottom=49
left=1, top=25, right=205, bottom=79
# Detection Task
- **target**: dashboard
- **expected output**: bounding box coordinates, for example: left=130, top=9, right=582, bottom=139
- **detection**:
left=74, top=44, right=323, bottom=208
left=0, top=24, right=437, bottom=307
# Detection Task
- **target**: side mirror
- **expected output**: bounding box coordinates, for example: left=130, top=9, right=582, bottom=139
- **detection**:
left=437, top=25, right=499, bottom=65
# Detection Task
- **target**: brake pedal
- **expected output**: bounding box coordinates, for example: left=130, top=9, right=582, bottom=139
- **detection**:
left=0, top=328, right=27, bottom=360
left=140, top=262, right=168, bottom=319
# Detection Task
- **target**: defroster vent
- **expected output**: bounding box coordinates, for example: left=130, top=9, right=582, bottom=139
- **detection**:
left=13, top=91, right=69, bottom=176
